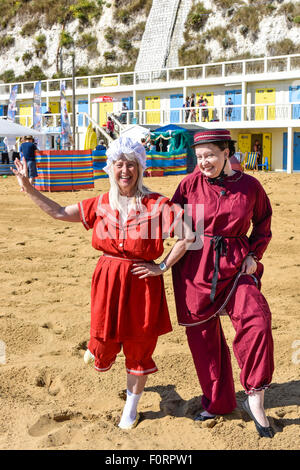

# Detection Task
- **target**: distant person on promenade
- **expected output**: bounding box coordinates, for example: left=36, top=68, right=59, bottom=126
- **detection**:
left=106, top=116, right=115, bottom=138
left=225, top=97, right=233, bottom=121
left=189, top=94, right=196, bottom=122
left=184, top=97, right=190, bottom=123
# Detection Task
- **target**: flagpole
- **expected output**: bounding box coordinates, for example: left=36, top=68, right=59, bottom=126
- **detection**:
left=72, top=53, right=76, bottom=150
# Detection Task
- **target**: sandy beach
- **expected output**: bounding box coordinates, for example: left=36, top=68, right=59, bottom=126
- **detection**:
left=0, top=170, right=299, bottom=451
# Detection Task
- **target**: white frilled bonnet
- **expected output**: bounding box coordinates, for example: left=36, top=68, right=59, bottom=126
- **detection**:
left=103, top=136, right=147, bottom=174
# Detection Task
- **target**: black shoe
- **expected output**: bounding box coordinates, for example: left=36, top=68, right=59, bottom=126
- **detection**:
left=242, top=398, right=274, bottom=438
left=194, top=412, right=216, bottom=422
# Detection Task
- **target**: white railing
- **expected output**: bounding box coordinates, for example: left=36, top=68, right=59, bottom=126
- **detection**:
left=5, top=102, right=300, bottom=131
left=102, top=103, right=300, bottom=126
left=0, top=53, right=300, bottom=97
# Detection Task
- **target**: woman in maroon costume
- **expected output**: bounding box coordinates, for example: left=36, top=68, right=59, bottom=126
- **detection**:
left=171, top=129, right=275, bottom=438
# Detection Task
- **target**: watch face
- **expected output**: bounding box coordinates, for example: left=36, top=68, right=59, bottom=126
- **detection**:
left=160, top=262, right=167, bottom=272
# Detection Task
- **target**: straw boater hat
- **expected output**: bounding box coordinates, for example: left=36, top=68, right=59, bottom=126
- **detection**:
left=191, top=129, right=236, bottom=147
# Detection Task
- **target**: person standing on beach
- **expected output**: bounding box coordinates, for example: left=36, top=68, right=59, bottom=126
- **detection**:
left=12, top=136, right=194, bottom=430
left=19, top=136, right=38, bottom=186
left=171, top=129, right=275, bottom=438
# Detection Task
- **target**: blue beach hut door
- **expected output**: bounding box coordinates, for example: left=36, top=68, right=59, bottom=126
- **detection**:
left=78, top=100, right=89, bottom=127
left=225, top=89, right=242, bottom=121
left=170, top=94, right=183, bottom=124
left=289, top=86, right=300, bottom=120
left=283, top=132, right=300, bottom=171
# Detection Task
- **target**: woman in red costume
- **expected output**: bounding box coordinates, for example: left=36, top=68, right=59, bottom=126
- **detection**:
left=12, top=137, right=194, bottom=430
left=171, top=129, right=275, bottom=438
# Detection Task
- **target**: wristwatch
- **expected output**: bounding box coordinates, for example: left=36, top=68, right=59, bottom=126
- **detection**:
left=159, top=261, right=168, bottom=272
left=248, top=252, right=259, bottom=262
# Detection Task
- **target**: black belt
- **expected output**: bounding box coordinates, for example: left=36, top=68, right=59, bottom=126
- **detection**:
left=205, top=234, right=243, bottom=303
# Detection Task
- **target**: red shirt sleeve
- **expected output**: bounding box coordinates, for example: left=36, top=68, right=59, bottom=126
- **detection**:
left=248, top=181, right=272, bottom=260
left=78, top=196, right=99, bottom=230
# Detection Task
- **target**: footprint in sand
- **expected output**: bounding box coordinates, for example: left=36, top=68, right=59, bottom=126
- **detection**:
left=28, top=411, right=113, bottom=447
left=28, top=411, right=83, bottom=447
left=28, top=411, right=74, bottom=437
left=35, top=370, right=65, bottom=396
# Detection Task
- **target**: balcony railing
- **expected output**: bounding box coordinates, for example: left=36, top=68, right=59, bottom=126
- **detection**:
left=0, top=54, right=300, bottom=97
left=7, top=102, right=300, bottom=130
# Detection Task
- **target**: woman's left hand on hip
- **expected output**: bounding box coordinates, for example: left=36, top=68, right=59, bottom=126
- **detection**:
left=131, top=262, right=162, bottom=279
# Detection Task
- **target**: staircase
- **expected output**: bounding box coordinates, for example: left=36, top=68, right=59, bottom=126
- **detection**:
left=166, top=0, right=193, bottom=68
left=82, top=113, right=114, bottom=144
left=134, top=0, right=181, bottom=73
left=107, top=113, right=126, bottom=138
left=135, top=0, right=194, bottom=73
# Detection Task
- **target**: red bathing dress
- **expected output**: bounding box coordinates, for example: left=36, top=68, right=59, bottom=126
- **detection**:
left=78, top=192, right=183, bottom=344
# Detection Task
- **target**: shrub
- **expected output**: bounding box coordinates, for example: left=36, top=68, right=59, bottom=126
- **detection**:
left=18, top=66, right=47, bottom=82
left=76, top=33, right=98, bottom=55
left=115, top=8, right=131, bottom=24
left=231, top=6, right=261, bottom=33
left=104, top=27, right=116, bottom=46
left=267, top=38, right=297, bottom=56
left=113, top=0, right=152, bottom=23
left=0, top=35, right=15, bottom=50
left=278, top=2, right=300, bottom=17
left=103, top=50, right=117, bottom=62
left=185, top=1, right=211, bottom=31
left=179, top=44, right=211, bottom=66
left=203, top=27, right=237, bottom=49
left=214, top=0, right=243, bottom=8
left=21, top=19, right=39, bottom=37
left=59, top=30, right=74, bottom=49
left=34, top=34, right=47, bottom=57
left=70, top=0, right=102, bottom=25
left=119, top=38, right=132, bottom=52
left=0, top=69, right=16, bottom=83
left=126, top=22, right=146, bottom=41
left=22, top=51, right=33, bottom=65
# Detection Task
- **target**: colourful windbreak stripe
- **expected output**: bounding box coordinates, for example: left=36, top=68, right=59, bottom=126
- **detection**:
left=35, top=150, right=94, bottom=192
left=91, top=150, right=187, bottom=179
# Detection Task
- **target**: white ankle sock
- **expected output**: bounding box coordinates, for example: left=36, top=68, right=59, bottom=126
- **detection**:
left=201, top=410, right=216, bottom=418
left=118, top=390, right=142, bottom=428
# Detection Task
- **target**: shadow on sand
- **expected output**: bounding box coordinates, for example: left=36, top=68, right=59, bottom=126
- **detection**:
left=141, top=380, right=300, bottom=430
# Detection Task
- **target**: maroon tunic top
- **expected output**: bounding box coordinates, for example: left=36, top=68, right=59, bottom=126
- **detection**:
left=171, top=169, right=272, bottom=326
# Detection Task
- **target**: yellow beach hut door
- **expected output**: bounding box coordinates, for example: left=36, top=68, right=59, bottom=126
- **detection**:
left=19, top=103, right=32, bottom=127
left=145, top=96, right=160, bottom=124
left=263, top=133, right=272, bottom=168
left=238, top=133, right=251, bottom=154
left=99, top=102, right=114, bottom=126
left=255, top=88, right=275, bottom=120
left=196, top=92, right=214, bottom=121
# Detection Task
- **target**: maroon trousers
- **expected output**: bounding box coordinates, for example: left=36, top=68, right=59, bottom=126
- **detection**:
left=186, top=275, right=274, bottom=415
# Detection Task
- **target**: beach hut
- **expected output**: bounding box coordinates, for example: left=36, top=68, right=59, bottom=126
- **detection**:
left=146, top=124, right=196, bottom=175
